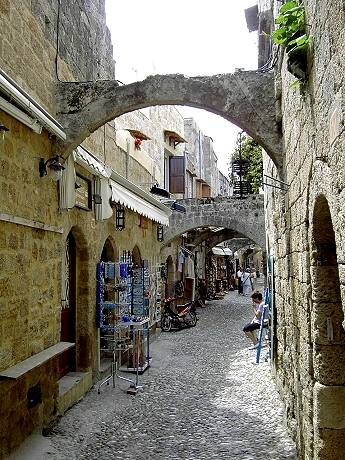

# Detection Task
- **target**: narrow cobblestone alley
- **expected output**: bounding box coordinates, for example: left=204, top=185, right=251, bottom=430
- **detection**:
left=12, top=291, right=297, bottom=460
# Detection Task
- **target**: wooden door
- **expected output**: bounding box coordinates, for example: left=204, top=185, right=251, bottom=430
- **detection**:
left=59, top=233, right=76, bottom=378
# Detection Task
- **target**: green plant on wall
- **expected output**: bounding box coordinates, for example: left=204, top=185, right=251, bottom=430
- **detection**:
left=271, top=1, right=311, bottom=83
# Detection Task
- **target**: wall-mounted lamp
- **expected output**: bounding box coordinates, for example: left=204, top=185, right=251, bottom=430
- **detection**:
left=39, top=155, right=65, bottom=181
left=115, top=206, right=125, bottom=231
left=0, top=121, right=9, bottom=140
left=150, top=183, right=171, bottom=198
left=93, top=194, right=102, bottom=205
left=0, top=121, right=9, bottom=132
left=171, top=202, right=186, bottom=213
left=157, top=225, right=164, bottom=242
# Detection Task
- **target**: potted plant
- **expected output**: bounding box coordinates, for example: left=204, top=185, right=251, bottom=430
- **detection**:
left=134, top=138, right=142, bottom=150
left=271, top=1, right=311, bottom=83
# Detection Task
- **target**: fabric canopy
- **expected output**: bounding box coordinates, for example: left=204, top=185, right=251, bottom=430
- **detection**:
left=212, top=247, right=225, bottom=256
left=110, top=180, right=170, bottom=226
left=74, top=146, right=111, bottom=178
left=212, top=247, right=233, bottom=256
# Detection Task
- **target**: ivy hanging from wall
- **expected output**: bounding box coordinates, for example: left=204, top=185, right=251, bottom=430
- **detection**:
left=271, top=1, right=311, bottom=86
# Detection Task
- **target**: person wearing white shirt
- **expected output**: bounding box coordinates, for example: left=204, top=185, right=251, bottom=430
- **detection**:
left=242, top=291, right=268, bottom=349
left=241, top=268, right=253, bottom=296
left=237, top=267, right=243, bottom=295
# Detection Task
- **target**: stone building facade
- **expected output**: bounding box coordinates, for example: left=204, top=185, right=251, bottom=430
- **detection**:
left=183, top=117, right=221, bottom=198
left=0, top=1, right=173, bottom=457
left=257, top=1, right=345, bottom=459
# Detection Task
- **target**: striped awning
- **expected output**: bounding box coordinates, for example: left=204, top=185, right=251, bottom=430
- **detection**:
left=110, top=179, right=171, bottom=226
left=74, top=146, right=111, bottom=178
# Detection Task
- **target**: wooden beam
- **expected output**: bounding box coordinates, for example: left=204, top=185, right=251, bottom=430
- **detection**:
left=0, top=213, right=64, bottom=234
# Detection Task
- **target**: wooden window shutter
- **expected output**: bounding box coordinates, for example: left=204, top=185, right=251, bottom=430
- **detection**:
left=169, top=156, right=185, bottom=194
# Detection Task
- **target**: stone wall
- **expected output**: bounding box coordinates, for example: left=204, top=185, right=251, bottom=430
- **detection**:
left=183, top=117, right=221, bottom=195
left=0, top=2, right=166, bottom=457
left=263, top=1, right=345, bottom=458
left=115, top=106, right=185, bottom=189
left=0, top=0, right=114, bottom=113
left=202, top=136, right=218, bottom=195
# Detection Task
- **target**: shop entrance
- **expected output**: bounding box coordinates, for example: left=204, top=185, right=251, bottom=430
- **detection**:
left=59, top=231, right=77, bottom=378
left=165, top=256, right=174, bottom=298
left=99, top=237, right=117, bottom=370
left=101, top=238, right=116, bottom=262
left=132, top=245, right=142, bottom=268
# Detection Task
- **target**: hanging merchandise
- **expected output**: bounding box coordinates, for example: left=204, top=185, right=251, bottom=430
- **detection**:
left=96, top=256, right=151, bottom=395
left=184, top=256, right=195, bottom=279
left=205, top=255, right=217, bottom=300
left=177, top=248, right=184, bottom=272
left=132, top=266, right=145, bottom=317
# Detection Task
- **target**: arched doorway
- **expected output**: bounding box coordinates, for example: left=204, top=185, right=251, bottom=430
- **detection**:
left=101, top=238, right=116, bottom=262
left=59, top=231, right=76, bottom=377
left=311, top=195, right=345, bottom=458
left=132, top=245, right=142, bottom=268
left=99, top=237, right=117, bottom=372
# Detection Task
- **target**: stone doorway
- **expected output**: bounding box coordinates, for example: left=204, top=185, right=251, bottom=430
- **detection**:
left=101, top=237, right=117, bottom=262
left=132, top=245, right=142, bottom=268
left=311, top=195, right=345, bottom=459
left=59, top=231, right=76, bottom=378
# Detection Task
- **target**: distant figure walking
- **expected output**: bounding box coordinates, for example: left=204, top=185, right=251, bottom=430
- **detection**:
left=237, top=267, right=243, bottom=295
left=241, top=268, right=253, bottom=296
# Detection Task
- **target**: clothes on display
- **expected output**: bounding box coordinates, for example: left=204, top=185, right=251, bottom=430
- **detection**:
left=184, top=256, right=195, bottom=279
left=206, top=256, right=217, bottom=299
left=177, top=248, right=184, bottom=273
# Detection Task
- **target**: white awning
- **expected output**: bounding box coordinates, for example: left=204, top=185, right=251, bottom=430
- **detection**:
left=110, top=179, right=170, bottom=226
left=74, top=146, right=111, bottom=178
left=212, top=247, right=225, bottom=256
left=223, top=248, right=233, bottom=256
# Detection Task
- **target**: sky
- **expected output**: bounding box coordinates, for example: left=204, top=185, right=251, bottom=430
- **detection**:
left=105, top=0, right=258, bottom=176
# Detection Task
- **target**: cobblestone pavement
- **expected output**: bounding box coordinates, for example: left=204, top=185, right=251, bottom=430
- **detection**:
left=16, top=290, right=298, bottom=460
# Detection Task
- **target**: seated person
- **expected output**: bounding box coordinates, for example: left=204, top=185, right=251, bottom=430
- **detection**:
left=242, top=291, right=268, bottom=349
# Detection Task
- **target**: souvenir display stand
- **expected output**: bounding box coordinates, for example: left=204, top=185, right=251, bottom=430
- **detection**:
left=96, top=257, right=151, bottom=394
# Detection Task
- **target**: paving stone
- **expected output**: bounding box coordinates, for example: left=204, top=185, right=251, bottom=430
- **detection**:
left=24, top=289, right=298, bottom=459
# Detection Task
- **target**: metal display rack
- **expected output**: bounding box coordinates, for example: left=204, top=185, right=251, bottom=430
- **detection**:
left=96, top=258, right=151, bottom=394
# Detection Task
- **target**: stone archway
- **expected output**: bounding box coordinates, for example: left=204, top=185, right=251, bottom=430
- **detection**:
left=98, top=237, right=118, bottom=371
left=56, top=71, right=283, bottom=169
left=59, top=231, right=77, bottom=377
left=164, top=196, right=265, bottom=249
left=311, top=195, right=345, bottom=459
left=100, top=237, right=118, bottom=262
left=132, top=245, right=142, bottom=268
